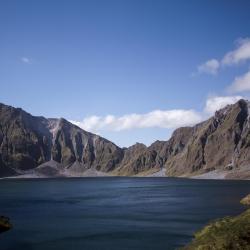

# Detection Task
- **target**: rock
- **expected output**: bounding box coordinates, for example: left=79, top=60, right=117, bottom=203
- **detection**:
left=114, top=99, right=250, bottom=178
left=241, top=194, right=250, bottom=205
left=0, top=103, right=123, bottom=177
left=113, top=143, right=160, bottom=176
left=0, top=216, right=12, bottom=233
left=1, top=99, right=250, bottom=178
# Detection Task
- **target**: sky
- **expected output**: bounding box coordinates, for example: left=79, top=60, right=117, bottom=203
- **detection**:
left=1, top=0, right=250, bottom=147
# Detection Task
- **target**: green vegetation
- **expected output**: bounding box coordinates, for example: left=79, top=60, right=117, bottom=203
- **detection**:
left=181, top=195, right=250, bottom=250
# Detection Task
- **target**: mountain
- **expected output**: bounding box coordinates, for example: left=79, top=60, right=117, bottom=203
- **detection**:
left=119, top=99, right=250, bottom=179
left=0, top=103, right=123, bottom=177
left=0, top=100, right=250, bottom=179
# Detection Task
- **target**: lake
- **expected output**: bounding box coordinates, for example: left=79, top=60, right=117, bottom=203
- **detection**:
left=0, top=177, right=249, bottom=250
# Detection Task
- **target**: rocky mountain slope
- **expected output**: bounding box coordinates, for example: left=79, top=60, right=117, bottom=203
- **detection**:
left=0, top=100, right=250, bottom=179
left=119, top=99, right=250, bottom=179
left=0, top=103, right=123, bottom=177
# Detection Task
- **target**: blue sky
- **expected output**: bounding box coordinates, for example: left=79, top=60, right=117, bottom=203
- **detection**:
left=1, top=0, right=250, bottom=147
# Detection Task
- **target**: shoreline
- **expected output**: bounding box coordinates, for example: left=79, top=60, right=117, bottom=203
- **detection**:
left=1, top=174, right=250, bottom=181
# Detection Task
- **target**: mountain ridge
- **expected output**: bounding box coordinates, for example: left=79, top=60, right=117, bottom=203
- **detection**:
left=0, top=100, right=250, bottom=179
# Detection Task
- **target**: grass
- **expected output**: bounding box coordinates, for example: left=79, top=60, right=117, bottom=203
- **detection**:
left=181, top=209, right=250, bottom=250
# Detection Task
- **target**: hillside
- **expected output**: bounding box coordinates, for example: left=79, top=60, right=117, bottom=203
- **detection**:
left=0, top=100, right=250, bottom=178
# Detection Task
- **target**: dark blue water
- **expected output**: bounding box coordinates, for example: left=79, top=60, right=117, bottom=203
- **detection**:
left=0, top=177, right=249, bottom=250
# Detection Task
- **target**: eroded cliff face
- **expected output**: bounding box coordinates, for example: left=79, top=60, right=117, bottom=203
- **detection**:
left=49, top=118, right=124, bottom=172
left=113, top=143, right=160, bottom=176
left=110, top=99, right=250, bottom=178
left=0, top=104, right=52, bottom=176
left=0, top=99, right=250, bottom=178
left=0, top=103, right=123, bottom=177
left=165, top=99, right=250, bottom=177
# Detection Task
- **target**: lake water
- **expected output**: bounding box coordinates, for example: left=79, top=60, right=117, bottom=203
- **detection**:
left=0, top=177, right=249, bottom=250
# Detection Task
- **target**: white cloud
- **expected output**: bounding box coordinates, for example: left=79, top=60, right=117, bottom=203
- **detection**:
left=197, top=59, right=220, bottom=75
left=197, top=38, right=250, bottom=75
left=69, top=95, right=247, bottom=144
left=70, top=109, right=202, bottom=133
left=222, top=38, right=250, bottom=65
left=228, top=70, right=250, bottom=93
left=21, top=57, right=31, bottom=64
left=204, top=95, right=243, bottom=114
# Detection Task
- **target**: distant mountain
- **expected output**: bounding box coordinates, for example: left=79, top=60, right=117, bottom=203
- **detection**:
left=0, top=100, right=250, bottom=179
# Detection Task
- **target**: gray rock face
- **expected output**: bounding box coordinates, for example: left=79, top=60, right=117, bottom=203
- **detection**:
left=49, top=118, right=124, bottom=172
left=117, top=99, right=250, bottom=178
left=0, top=103, right=123, bottom=177
left=1, top=99, right=250, bottom=178
left=165, top=99, right=250, bottom=178
left=0, top=103, right=52, bottom=176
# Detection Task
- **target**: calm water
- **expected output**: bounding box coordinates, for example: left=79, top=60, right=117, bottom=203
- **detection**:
left=0, top=177, right=249, bottom=250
